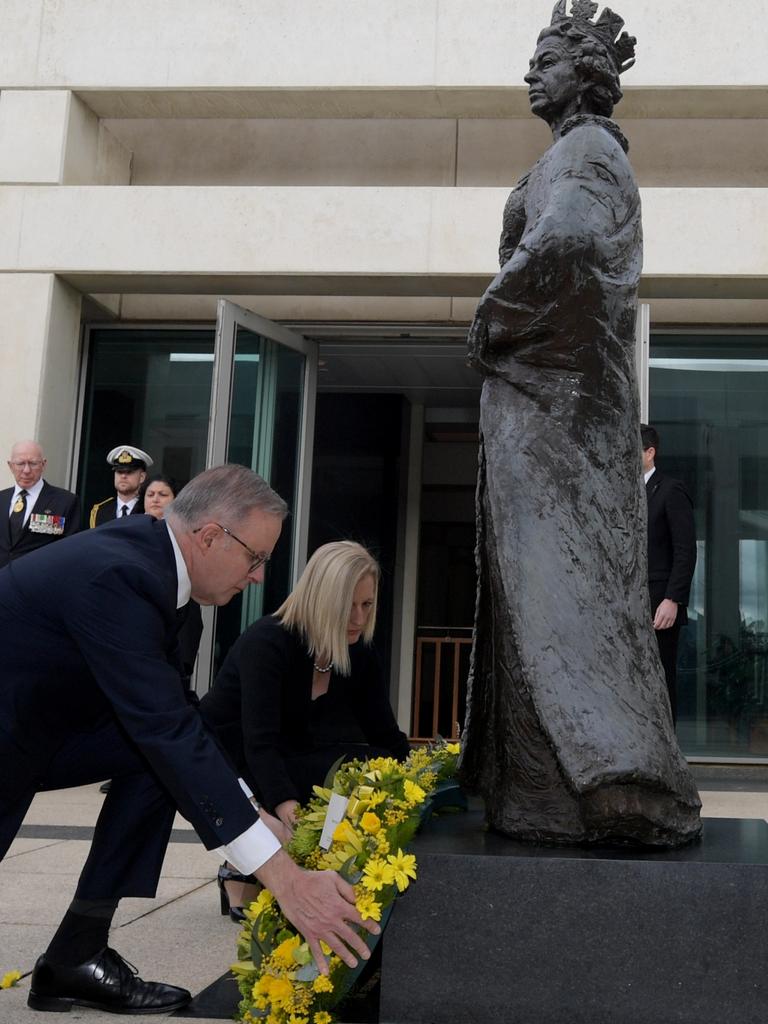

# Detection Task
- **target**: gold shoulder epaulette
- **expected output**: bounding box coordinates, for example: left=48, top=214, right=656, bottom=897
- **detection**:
left=89, top=497, right=113, bottom=529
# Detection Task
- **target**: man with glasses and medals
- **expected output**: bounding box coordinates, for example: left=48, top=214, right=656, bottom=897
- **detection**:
left=0, top=439, right=81, bottom=569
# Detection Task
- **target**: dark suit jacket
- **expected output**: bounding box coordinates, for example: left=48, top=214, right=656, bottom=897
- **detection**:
left=0, top=515, right=257, bottom=849
left=646, top=469, right=697, bottom=624
left=90, top=495, right=145, bottom=528
left=200, top=615, right=411, bottom=811
left=0, top=481, right=80, bottom=569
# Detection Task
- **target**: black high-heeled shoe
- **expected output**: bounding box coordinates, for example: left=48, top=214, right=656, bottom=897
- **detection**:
left=217, top=864, right=259, bottom=923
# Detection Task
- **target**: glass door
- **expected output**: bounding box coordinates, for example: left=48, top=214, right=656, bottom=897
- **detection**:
left=195, top=300, right=317, bottom=691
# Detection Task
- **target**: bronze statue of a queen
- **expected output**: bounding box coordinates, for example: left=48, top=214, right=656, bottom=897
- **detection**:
left=460, top=1, right=701, bottom=846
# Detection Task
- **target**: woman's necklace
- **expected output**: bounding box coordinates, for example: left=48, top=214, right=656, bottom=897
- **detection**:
left=313, top=659, right=333, bottom=674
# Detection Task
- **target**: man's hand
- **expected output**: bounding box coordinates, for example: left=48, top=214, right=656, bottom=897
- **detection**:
left=653, top=598, right=678, bottom=630
left=256, top=850, right=378, bottom=973
left=275, top=799, right=299, bottom=832
left=258, top=806, right=293, bottom=847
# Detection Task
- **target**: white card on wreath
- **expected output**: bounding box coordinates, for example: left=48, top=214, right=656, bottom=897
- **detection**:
left=319, top=793, right=349, bottom=850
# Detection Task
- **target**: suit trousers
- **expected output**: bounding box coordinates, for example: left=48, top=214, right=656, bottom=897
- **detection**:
left=0, top=719, right=176, bottom=900
left=649, top=582, right=683, bottom=724
left=654, top=621, right=682, bottom=724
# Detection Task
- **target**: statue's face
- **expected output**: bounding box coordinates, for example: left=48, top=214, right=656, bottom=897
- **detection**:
left=524, top=37, right=581, bottom=124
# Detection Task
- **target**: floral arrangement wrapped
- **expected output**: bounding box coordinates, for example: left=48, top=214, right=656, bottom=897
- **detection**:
left=232, top=741, right=461, bottom=1024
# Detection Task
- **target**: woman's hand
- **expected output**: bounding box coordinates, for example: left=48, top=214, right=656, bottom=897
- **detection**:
left=275, top=799, right=300, bottom=832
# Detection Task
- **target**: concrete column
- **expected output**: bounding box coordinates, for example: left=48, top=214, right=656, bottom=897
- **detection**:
left=0, top=90, right=128, bottom=484
left=0, top=273, right=82, bottom=484
left=0, top=89, right=131, bottom=185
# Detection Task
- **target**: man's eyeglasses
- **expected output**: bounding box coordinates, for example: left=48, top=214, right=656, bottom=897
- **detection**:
left=9, top=460, right=44, bottom=469
left=192, top=523, right=270, bottom=575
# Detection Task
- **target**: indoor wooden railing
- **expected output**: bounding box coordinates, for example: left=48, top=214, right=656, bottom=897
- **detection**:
left=411, top=628, right=473, bottom=742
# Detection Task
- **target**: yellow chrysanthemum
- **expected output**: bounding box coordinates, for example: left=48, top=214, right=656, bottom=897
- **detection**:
left=359, top=811, right=381, bottom=834
left=272, top=934, right=301, bottom=969
left=445, top=742, right=460, bottom=754
left=252, top=888, right=275, bottom=917
left=268, top=976, right=295, bottom=1009
left=361, top=858, right=395, bottom=891
left=312, top=974, right=334, bottom=993
left=314, top=1012, right=333, bottom=1024
left=0, top=970, right=21, bottom=990
left=387, top=848, right=417, bottom=892
left=403, top=779, right=427, bottom=807
left=288, top=1015, right=309, bottom=1024
left=375, top=833, right=391, bottom=856
left=254, top=975, right=274, bottom=998
left=355, top=890, right=382, bottom=922
left=366, top=789, right=387, bottom=808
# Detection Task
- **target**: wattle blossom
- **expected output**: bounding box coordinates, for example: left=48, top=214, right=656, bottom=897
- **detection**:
left=231, top=741, right=461, bottom=1024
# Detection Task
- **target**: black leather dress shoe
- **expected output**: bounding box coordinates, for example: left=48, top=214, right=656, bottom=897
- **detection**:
left=27, top=947, right=191, bottom=1014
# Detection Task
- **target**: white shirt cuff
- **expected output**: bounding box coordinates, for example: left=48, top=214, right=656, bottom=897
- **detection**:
left=213, top=778, right=281, bottom=875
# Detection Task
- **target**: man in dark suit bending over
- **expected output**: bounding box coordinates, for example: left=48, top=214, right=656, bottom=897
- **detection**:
left=0, top=439, right=80, bottom=568
left=0, top=464, right=376, bottom=1015
left=641, top=424, right=697, bottom=724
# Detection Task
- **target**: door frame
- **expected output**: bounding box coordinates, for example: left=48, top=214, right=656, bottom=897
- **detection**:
left=193, top=299, right=317, bottom=691
left=207, top=300, right=317, bottom=581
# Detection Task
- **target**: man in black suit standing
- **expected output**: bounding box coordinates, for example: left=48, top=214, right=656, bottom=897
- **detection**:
left=641, top=424, right=697, bottom=724
left=0, top=440, right=80, bottom=569
left=89, top=445, right=152, bottom=527
left=0, top=464, right=376, bottom=1015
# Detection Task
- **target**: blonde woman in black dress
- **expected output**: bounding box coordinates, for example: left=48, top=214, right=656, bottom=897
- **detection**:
left=201, top=540, right=410, bottom=918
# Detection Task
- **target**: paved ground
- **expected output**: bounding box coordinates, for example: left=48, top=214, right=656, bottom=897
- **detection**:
left=1, top=771, right=767, bottom=1023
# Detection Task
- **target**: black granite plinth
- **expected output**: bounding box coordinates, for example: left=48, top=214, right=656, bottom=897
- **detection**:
left=380, top=811, right=768, bottom=1024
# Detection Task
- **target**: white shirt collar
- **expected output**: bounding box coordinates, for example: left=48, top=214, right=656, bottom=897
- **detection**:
left=10, top=477, right=44, bottom=511
left=165, top=520, right=192, bottom=609
left=644, top=467, right=656, bottom=485
left=117, top=495, right=140, bottom=516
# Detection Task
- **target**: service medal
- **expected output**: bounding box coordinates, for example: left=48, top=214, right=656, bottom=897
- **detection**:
left=12, top=498, right=24, bottom=513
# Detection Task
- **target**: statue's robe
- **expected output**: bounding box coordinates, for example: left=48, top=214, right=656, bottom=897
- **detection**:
left=461, top=114, right=701, bottom=846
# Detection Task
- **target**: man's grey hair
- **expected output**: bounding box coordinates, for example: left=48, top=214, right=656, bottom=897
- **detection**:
left=167, top=464, right=288, bottom=528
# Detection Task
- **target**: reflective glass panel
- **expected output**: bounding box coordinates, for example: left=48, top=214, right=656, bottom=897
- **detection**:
left=650, top=333, right=768, bottom=758
left=212, top=328, right=305, bottom=669
left=78, top=329, right=215, bottom=520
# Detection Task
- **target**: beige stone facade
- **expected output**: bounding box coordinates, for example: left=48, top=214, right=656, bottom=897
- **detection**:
left=1, top=0, right=766, bottom=475
left=1, top=1, right=767, bottom=751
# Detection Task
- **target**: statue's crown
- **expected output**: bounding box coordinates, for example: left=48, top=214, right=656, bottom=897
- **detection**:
left=550, top=1, right=636, bottom=73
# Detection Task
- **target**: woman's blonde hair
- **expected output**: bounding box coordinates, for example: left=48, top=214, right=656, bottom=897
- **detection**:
left=275, top=541, right=379, bottom=676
